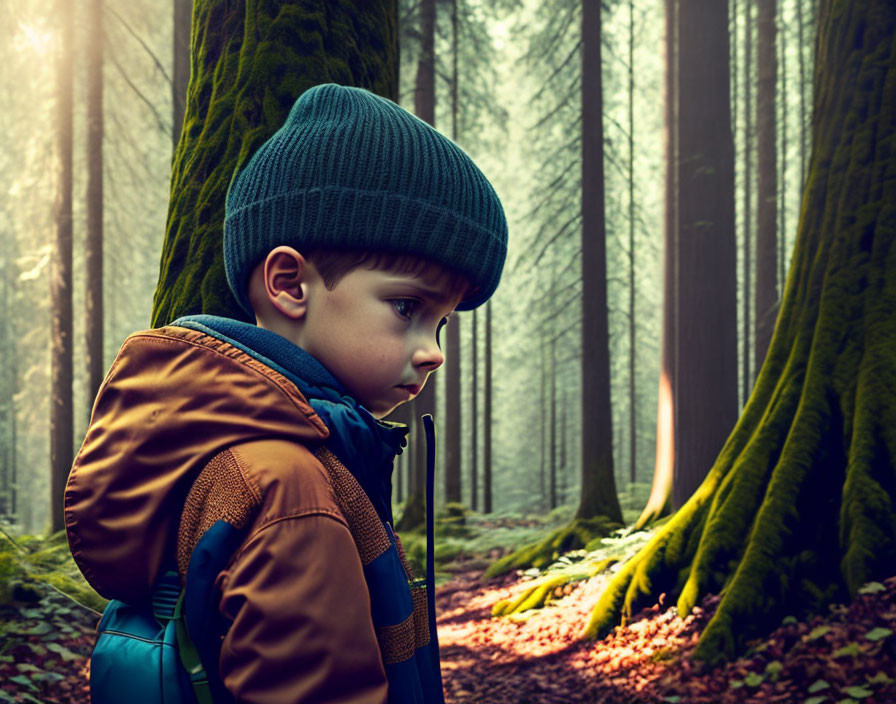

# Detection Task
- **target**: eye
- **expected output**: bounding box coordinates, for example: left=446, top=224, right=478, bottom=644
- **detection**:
left=391, top=298, right=420, bottom=319
left=436, top=317, right=448, bottom=349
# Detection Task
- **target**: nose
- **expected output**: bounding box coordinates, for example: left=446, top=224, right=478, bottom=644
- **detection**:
left=412, top=334, right=444, bottom=372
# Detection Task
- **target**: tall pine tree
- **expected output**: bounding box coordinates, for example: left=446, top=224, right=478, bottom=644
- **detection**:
left=588, top=0, right=896, bottom=663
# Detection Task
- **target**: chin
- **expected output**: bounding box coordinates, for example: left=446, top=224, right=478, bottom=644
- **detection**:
left=372, top=402, right=403, bottom=421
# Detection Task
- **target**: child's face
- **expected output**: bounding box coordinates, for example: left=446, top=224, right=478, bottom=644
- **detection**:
left=294, top=262, right=463, bottom=419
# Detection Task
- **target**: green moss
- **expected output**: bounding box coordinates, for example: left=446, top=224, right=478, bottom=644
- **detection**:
left=585, top=1, right=896, bottom=664
left=437, top=503, right=473, bottom=538
left=484, top=516, right=620, bottom=580
left=492, top=573, right=576, bottom=617
left=0, top=531, right=107, bottom=613
left=153, top=0, right=399, bottom=326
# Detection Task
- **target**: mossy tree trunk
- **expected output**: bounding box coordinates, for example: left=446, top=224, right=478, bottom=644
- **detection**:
left=151, top=0, right=399, bottom=326
left=586, top=0, right=896, bottom=664
left=755, top=0, right=778, bottom=372
left=172, top=0, right=191, bottom=149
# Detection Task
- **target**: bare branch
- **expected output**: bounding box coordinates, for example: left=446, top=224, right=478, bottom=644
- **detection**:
left=105, top=5, right=173, bottom=88
left=109, top=53, right=170, bottom=136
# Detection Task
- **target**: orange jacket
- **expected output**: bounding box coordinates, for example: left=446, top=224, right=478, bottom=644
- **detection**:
left=65, top=325, right=392, bottom=703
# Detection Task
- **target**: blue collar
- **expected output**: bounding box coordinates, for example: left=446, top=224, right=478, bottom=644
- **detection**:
left=171, top=314, right=408, bottom=523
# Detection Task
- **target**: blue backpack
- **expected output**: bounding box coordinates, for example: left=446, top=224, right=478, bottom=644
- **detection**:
left=90, top=520, right=243, bottom=704
left=91, top=571, right=209, bottom=704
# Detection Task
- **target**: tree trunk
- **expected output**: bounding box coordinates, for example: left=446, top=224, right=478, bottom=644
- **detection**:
left=539, top=339, right=547, bottom=509
left=471, top=309, right=478, bottom=511
left=0, top=243, right=12, bottom=517
left=151, top=0, right=399, bottom=326
left=588, top=0, right=896, bottom=664
left=578, top=0, right=622, bottom=524
left=633, top=0, right=675, bottom=530
left=386, top=401, right=412, bottom=505
left=779, top=3, right=787, bottom=292
left=742, top=0, right=754, bottom=401
left=51, top=0, right=74, bottom=534
left=797, top=0, right=807, bottom=190
left=755, top=0, right=778, bottom=373
left=443, top=0, right=461, bottom=506
left=627, top=0, right=637, bottom=487
left=172, top=0, right=192, bottom=149
left=549, top=335, right=557, bottom=510
left=559, top=391, right=567, bottom=505
left=671, top=0, right=738, bottom=509
left=398, top=0, right=435, bottom=530
left=86, top=0, right=105, bottom=409
left=483, top=300, right=493, bottom=514
left=444, top=317, right=461, bottom=504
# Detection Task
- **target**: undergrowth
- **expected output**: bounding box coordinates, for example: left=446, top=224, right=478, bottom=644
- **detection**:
left=0, top=526, right=106, bottom=614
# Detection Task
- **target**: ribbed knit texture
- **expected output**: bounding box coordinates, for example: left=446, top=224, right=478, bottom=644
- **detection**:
left=224, top=83, right=507, bottom=316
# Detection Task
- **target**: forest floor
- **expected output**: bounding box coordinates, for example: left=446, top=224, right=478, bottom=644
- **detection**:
left=436, top=560, right=896, bottom=704
left=2, top=517, right=896, bottom=703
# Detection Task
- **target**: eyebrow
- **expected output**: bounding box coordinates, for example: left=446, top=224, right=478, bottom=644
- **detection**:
left=389, top=279, right=458, bottom=312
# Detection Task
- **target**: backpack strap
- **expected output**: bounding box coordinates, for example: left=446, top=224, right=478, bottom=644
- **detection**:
left=173, top=589, right=214, bottom=704
left=152, top=570, right=214, bottom=704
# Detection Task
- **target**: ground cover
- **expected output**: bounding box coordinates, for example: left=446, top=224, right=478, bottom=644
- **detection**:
left=437, top=530, right=896, bottom=704
left=1, top=514, right=894, bottom=703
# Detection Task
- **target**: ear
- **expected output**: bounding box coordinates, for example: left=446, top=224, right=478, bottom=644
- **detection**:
left=263, top=246, right=309, bottom=320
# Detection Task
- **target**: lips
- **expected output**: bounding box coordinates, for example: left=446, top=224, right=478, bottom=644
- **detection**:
left=398, top=384, right=421, bottom=396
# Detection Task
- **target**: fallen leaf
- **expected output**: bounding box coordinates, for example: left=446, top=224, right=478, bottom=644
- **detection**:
left=808, top=679, right=830, bottom=693
left=863, top=627, right=892, bottom=642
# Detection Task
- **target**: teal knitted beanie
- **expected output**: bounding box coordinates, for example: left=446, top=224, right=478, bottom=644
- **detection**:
left=224, top=83, right=507, bottom=316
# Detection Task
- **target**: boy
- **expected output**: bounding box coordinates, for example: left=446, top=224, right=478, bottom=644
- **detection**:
left=64, top=83, right=507, bottom=703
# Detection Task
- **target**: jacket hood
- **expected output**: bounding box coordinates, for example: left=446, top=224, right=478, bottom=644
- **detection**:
left=64, top=325, right=329, bottom=603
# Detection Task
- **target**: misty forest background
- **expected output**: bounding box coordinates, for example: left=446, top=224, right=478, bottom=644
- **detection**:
left=0, top=0, right=815, bottom=535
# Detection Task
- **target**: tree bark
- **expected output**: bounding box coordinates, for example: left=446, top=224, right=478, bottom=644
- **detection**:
left=627, top=0, right=637, bottom=487
left=86, top=0, right=104, bottom=409
left=483, top=300, right=493, bottom=514
left=742, top=0, right=754, bottom=401
left=797, top=0, right=807, bottom=190
left=444, top=317, right=462, bottom=504
left=578, top=0, right=622, bottom=523
left=755, top=0, right=778, bottom=373
left=671, top=0, right=738, bottom=508
left=559, top=391, right=567, bottom=505
left=443, top=0, right=461, bottom=506
left=588, top=0, right=896, bottom=663
left=172, top=0, right=192, bottom=149
left=398, top=0, right=435, bottom=530
left=51, top=0, right=74, bottom=533
left=539, top=338, right=547, bottom=508
left=779, top=3, right=787, bottom=292
left=0, top=241, right=14, bottom=517
left=385, top=401, right=412, bottom=504
left=549, top=335, right=557, bottom=510
left=151, top=0, right=399, bottom=326
left=633, top=0, right=675, bottom=530
left=470, top=309, right=478, bottom=511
